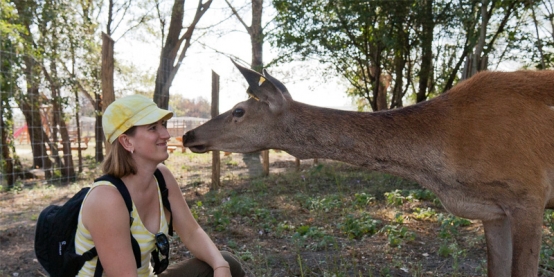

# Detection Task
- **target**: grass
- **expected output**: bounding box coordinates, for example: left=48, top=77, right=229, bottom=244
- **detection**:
left=2, top=151, right=554, bottom=276
left=173, top=157, right=489, bottom=276
left=179, top=157, right=553, bottom=276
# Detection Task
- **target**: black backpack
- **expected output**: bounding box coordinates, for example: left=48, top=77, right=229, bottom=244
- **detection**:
left=34, top=169, right=173, bottom=277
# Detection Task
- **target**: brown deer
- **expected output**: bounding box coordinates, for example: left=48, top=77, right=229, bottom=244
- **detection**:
left=183, top=61, right=554, bottom=277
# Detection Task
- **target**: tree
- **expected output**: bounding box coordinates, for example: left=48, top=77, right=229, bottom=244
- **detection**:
left=38, top=0, right=77, bottom=181
left=271, top=0, right=537, bottom=111
left=0, top=0, right=27, bottom=187
left=153, top=0, right=213, bottom=110
left=10, top=0, right=105, bottom=183
left=12, top=0, right=55, bottom=179
left=272, top=0, right=418, bottom=111
left=225, top=0, right=270, bottom=176
left=100, top=0, right=138, bottom=158
left=170, top=95, right=211, bottom=118
left=524, top=0, right=554, bottom=69
left=58, top=1, right=101, bottom=172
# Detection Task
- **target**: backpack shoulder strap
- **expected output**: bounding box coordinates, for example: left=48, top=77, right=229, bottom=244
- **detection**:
left=154, top=168, right=173, bottom=236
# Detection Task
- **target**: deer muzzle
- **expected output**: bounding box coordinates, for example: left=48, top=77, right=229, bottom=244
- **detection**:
left=182, top=131, right=208, bottom=153
left=182, top=131, right=194, bottom=145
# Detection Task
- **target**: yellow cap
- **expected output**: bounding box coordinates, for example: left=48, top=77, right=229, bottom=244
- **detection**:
left=102, top=95, right=173, bottom=144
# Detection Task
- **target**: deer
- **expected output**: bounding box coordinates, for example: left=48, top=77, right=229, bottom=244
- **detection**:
left=183, top=60, right=554, bottom=277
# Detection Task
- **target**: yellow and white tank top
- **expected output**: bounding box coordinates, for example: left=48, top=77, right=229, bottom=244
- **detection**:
left=75, top=180, right=169, bottom=277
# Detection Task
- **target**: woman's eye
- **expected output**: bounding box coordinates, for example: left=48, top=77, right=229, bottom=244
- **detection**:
left=232, top=108, right=245, bottom=118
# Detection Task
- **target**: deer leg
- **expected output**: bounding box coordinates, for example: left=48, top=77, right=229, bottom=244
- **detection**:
left=483, top=217, right=512, bottom=277
left=510, top=208, right=543, bottom=277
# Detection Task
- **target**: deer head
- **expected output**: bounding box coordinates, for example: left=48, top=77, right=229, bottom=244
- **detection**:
left=183, top=60, right=320, bottom=157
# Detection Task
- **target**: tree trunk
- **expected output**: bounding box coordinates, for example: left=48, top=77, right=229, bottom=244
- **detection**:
left=44, top=59, right=63, bottom=170
left=13, top=0, right=52, bottom=178
left=250, top=0, right=268, bottom=177
left=530, top=1, right=546, bottom=69
left=372, top=50, right=385, bottom=111
left=44, top=64, right=76, bottom=182
left=154, top=0, right=213, bottom=109
left=416, top=0, right=434, bottom=103
left=227, top=0, right=267, bottom=176
left=101, top=32, right=115, bottom=154
left=43, top=26, right=76, bottom=181
left=20, top=58, right=53, bottom=179
left=474, top=0, right=488, bottom=73
left=153, top=0, right=184, bottom=109
left=391, top=51, right=406, bottom=109
left=0, top=94, right=15, bottom=188
left=376, top=73, right=389, bottom=111
left=390, top=10, right=408, bottom=109
left=74, top=90, right=83, bottom=173
left=250, top=0, right=263, bottom=72
left=95, top=92, right=103, bottom=162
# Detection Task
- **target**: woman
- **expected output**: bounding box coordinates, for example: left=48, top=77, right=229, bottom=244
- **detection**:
left=75, top=94, right=245, bottom=277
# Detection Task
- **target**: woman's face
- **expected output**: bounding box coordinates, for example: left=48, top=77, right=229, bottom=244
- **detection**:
left=129, top=120, right=171, bottom=163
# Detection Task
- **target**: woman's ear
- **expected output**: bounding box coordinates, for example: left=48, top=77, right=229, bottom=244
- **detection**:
left=118, top=134, right=134, bottom=153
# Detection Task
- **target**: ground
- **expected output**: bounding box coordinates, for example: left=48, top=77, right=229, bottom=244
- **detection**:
left=1, top=150, right=553, bottom=276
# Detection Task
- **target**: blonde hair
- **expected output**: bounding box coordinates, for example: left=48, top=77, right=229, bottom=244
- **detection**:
left=102, top=126, right=137, bottom=178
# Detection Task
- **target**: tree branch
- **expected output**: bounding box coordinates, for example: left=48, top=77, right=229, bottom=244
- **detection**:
left=224, top=0, right=251, bottom=34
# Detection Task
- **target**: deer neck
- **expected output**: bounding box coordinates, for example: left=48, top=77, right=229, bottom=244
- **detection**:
left=278, top=102, right=447, bottom=179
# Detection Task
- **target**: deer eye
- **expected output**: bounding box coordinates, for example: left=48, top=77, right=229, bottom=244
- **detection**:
left=232, top=108, right=245, bottom=118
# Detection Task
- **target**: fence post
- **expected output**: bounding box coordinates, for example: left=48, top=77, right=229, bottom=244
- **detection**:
left=262, top=150, right=269, bottom=176
left=211, top=71, right=221, bottom=190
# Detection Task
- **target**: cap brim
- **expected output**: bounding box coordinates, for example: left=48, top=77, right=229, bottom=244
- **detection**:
left=133, top=105, right=174, bottom=126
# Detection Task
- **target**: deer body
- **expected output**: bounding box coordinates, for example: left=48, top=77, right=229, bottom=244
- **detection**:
left=183, top=62, right=554, bottom=276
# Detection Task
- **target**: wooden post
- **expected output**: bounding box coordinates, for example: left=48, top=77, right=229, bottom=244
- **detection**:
left=262, top=150, right=269, bottom=176
left=211, top=71, right=221, bottom=190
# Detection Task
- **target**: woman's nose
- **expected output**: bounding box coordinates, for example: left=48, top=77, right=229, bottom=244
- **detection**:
left=160, top=125, right=171, bottom=139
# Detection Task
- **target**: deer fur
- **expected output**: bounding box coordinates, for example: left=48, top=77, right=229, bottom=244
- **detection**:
left=183, top=61, right=554, bottom=276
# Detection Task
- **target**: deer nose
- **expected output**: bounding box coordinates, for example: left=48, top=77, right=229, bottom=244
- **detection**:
left=183, top=131, right=194, bottom=145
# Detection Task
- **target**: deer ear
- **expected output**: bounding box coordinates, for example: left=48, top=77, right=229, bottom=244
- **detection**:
left=232, top=59, right=263, bottom=90
left=263, top=69, right=292, bottom=100
left=232, top=59, right=287, bottom=113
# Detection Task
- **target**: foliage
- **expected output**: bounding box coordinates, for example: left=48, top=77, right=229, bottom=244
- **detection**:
left=271, top=0, right=551, bottom=110
left=437, top=213, right=472, bottom=239
left=540, top=210, right=554, bottom=272
left=169, top=95, right=211, bottom=118
left=379, top=224, right=416, bottom=247
left=339, top=212, right=381, bottom=240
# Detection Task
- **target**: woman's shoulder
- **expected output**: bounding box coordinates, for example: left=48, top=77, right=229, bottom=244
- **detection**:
left=83, top=182, right=127, bottom=214
left=80, top=181, right=130, bottom=232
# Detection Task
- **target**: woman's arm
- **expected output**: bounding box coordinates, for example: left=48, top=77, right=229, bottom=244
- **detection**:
left=158, top=164, right=231, bottom=276
left=82, top=185, right=138, bottom=277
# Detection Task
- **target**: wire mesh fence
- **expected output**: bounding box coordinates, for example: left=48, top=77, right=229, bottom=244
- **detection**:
left=0, top=49, right=302, bottom=191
